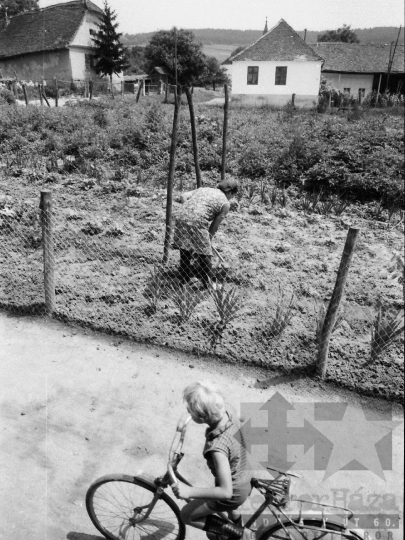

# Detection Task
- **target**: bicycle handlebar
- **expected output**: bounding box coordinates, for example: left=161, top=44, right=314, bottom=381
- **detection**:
left=167, top=414, right=192, bottom=485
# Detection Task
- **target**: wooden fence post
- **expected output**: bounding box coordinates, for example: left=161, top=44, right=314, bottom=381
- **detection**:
left=22, top=83, right=29, bottom=106
left=162, top=87, right=181, bottom=265
left=40, top=191, right=56, bottom=314
left=42, top=88, right=51, bottom=107
left=164, top=82, right=169, bottom=103
left=136, top=80, right=144, bottom=103
left=221, top=83, right=229, bottom=181
left=317, top=227, right=360, bottom=379
left=38, top=84, right=43, bottom=105
left=291, top=93, right=296, bottom=107
left=121, top=80, right=124, bottom=95
left=54, top=78, right=59, bottom=107
left=13, top=79, right=19, bottom=99
left=185, top=87, right=202, bottom=188
left=89, top=79, right=93, bottom=100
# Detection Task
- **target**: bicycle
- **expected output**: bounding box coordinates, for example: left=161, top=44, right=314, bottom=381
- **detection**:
left=86, top=415, right=364, bottom=540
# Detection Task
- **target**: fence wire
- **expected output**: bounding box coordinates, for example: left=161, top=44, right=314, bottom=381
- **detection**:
left=0, top=188, right=403, bottom=393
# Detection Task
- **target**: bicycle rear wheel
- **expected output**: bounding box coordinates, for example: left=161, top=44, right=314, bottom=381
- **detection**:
left=86, top=474, right=186, bottom=540
left=260, top=519, right=363, bottom=539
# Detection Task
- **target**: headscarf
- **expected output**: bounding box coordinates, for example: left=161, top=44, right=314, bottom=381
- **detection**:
left=217, top=178, right=239, bottom=193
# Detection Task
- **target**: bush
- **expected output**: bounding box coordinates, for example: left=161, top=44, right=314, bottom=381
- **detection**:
left=0, top=87, right=15, bottom=105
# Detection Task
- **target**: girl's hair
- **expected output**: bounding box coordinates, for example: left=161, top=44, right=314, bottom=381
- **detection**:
left=183, top=381, right=225, bottom=423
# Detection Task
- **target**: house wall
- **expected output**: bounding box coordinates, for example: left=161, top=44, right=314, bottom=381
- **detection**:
left=323, top=72, right=373, bottom=96
left=0, top=50, right=71, bottom=82
left=231, top=60, right=322, bottom=107
left=69, top=11, right=122, bottom=82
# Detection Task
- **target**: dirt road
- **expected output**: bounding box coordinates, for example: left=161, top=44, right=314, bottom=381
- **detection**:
left=0, top=312, right=403, bottom=540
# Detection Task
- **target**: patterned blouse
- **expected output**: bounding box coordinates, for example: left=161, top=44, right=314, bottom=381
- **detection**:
left=173, top=187, right=228, bottom=256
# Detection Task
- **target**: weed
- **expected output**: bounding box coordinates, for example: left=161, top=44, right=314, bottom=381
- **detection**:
left=259, top=179, right=270, bottom=204
left=279, top=186, right=288, bottom=208
left=370, top=305, right=404, bottom=363
left=169, top=282, right=202, bottom=322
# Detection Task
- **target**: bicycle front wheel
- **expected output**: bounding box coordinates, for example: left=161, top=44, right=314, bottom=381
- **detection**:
left=260, top=519, right=363, bottom=539
left=86, top=474, right=186, bottom=540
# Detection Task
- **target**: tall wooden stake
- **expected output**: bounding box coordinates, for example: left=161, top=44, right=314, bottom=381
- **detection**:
left=40, top=191, right=56, bottom=314
left=136, top=80, right=144, bottom=103
left=22, top=83, right=29, bottom=106
left=163, top=87, right=181, bottom=265
left=54, top=77, right=59, bottom=107
left=317, top=227, right=360, bottom=379
left=221, top=83, right=229, bottom=181
left=185, top=87, right=202, bottom=188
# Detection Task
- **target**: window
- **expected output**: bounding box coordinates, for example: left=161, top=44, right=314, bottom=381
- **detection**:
left=359, top=88, right=365, bottom=98
left=247, top=66, right=259, bottom=85
left=89, top=29, right=96, bottom=36
left=85, top=54, right=95, bottom=70
left=343, top=88, right=351, bottom=94
left=275, top=66, right=287, bottom=85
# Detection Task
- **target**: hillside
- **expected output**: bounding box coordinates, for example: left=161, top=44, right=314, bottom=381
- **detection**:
left=122, top=26, right=404, bottom=47
left=121, top=26, right=404, bottom=62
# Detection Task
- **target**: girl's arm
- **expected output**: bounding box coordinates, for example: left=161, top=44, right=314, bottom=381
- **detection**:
left=178, top=190, right=197, bottom=204
left=172, top=451, right=233, bottom=500
left=208, top=203, right=230, bottom=239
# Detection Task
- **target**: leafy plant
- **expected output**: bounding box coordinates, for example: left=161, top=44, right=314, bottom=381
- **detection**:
left=332, top=193, right=351, bottom=216
left=370, top=306, right=404, bottom=363
left=169, top=283, right=202, bottom=322
left=208, top=283, right=241, bottom=349
left=279, top=186, right=288, bottom=208
left=300, top=190, right=322, bottom=213
left=263, top=286, right=295, bottom=338
left=259, top=179, right=269, bottom=204
left=319, top=197, right=335, bottom=215
left=270, top=184, right=278, bottom=206
left=245, top=182, right=258, bottom=207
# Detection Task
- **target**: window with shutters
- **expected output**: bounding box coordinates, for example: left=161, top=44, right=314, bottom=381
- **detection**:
left=275, top=66, right=287, bottom=85
left=247, top=66, right=259, bottom=85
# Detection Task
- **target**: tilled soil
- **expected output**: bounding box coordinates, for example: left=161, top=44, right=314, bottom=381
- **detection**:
left=0, top=174, right=403, bottom=402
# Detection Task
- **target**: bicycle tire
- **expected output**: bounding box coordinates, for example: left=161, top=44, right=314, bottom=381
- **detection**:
left=259, top=519, right=363, bottom=539
left=86, top=474, right=186, bottom=540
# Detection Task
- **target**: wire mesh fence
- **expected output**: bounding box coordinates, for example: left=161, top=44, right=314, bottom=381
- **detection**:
left=0, top=187, right=403, bottom=397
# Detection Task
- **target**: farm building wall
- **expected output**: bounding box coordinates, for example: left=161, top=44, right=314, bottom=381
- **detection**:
left=323, top=72, right=373, bottom=96
left=0, top=50, right=72, bottom=82
left=231, top=60, right=322, bottom=107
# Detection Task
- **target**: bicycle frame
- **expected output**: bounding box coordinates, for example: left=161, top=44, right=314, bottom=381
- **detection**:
left=123, top=416, right=362, bottom=540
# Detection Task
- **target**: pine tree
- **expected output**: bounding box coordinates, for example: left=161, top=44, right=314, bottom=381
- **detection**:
left=91, top=1, right=128, bottom=93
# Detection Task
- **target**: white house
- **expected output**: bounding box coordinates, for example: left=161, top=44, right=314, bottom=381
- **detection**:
left=0, top=0, right=121, bottom=83
left=310, top=42, right=405, bottom=97
left=224, top=19, right=324, bottom=108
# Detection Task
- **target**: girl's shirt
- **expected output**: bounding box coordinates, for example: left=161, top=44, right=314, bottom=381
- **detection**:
left=203, top=411, right=251, bottom=488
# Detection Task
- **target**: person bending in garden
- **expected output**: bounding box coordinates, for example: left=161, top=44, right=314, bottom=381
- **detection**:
left=172, top=381, right=251, bottom=540
left=173, top=179, right=238, bottom=287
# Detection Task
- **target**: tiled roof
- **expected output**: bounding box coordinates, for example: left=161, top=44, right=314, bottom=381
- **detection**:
left=310, top=42, right=405, bottom=73
left=0, top=0, right=102, bottom=59
left=232, top=19, right=323, bottom=62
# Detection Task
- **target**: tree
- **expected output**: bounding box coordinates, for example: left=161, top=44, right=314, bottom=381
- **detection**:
left=0, top=0, right=38, bottom=18
left=92, top=1, right=128, bottom=90
left=317, top=25, right=360, bottom=43
left=144, top=28, right=206, bottom=86
left=200, top=56, right=230, bottom=90
left=123, top=45, right=146, bottom=75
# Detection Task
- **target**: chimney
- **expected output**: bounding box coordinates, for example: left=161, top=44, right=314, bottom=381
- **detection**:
left=304, top=29, right=307, bottom=42
left=263, top=17, right=268, bottom=35
left=83, top=0, right=88, bottom=9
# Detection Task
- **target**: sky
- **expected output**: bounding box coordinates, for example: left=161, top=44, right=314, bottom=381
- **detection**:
left=39, top=0, right=404, bottom=35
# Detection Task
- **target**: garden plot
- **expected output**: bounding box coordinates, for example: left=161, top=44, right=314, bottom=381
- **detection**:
left=0, top=178, right=403, bottom=403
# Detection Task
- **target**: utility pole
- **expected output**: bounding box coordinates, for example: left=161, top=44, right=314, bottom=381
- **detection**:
left=174, top=27, right=178, bottom=88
